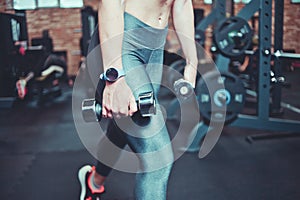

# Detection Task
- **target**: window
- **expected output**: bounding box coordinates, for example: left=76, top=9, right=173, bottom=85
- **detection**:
left=13, top=0, right=36, bottom=10
left=234, top=0, right=252, bottom=3
left=242, top=0, right=252, bottom=3
left=204, top=0, right=213, bottom=4
left=12, top=0, right=83, bottom=10
left=60, top=0, right=83, bottom=8
left=204, top=0, right=251, bottom=4
left=38, top=0, right=58, bottom=8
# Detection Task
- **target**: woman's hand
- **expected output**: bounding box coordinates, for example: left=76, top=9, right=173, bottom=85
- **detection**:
left=102, top=77, right=138, bottom=118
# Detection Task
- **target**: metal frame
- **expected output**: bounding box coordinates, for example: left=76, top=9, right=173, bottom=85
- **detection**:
left=232, top=0, right=300, bottom=131
left=271, top=0, right=284, bottom=114
left=187, top=0, right=300, bottom=152
left=195, top=0, right=226, bottom=33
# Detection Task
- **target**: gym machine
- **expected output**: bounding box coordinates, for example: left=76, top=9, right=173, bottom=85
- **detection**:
left=80, top=6, right=98, bottom=57
left=0, top=12, right=67, bottom=107
left=187, top=0, right=300, bottom=153
left=0, top=12, right=28, bottom=107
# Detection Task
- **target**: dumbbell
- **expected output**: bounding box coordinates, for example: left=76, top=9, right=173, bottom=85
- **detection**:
left=173, top=78, right=194, bottom=100
left=82, top=91, right=156, bottom=122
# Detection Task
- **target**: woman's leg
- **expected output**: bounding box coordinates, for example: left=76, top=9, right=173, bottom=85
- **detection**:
left=121, top=47, right=173, bottom=200
left=95, top=120, right=128, bottom=178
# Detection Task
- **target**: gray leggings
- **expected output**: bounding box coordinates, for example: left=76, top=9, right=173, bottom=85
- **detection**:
left=95, top=12, right=173, bottom=200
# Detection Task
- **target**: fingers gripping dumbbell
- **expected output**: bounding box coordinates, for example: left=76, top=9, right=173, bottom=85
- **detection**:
left=82, top=91, right=156, bottom=122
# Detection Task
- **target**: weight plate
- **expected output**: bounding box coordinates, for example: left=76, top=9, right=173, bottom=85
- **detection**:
left=214, top=16, right=252, bottom=58
left=197, top=71, right=246, bottom=124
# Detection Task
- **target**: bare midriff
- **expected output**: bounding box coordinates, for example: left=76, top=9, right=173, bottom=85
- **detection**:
left=124, top=0, right=174, bottom=29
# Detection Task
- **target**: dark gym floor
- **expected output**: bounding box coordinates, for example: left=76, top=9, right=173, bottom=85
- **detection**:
left=1, top=69, right=300, bottom=200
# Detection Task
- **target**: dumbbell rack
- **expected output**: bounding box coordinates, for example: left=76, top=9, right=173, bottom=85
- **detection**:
left=187, top=0, right=300, bottom=153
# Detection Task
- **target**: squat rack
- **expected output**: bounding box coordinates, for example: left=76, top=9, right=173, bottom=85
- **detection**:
left=187, top=0, right=300, bottom=152
left=230, top=0, right=300, bottom=132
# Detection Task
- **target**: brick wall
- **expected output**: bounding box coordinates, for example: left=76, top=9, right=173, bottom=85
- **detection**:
left=0, top=0, right=93, bottom=76
left=26, top=8, right=82, bottom=75
left=0, top=0, right=299, bottom=76
left=0, top=1, right=4, bottom=12
left=284, top=1, right=300, bottom=52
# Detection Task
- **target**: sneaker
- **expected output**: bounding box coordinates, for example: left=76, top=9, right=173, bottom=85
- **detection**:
left=78, top=165, right=105, bottom=200
left=16, top=79, right=27, bottom=99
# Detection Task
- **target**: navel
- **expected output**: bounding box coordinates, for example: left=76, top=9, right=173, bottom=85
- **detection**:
left=158, top=15, right=163, bottom=24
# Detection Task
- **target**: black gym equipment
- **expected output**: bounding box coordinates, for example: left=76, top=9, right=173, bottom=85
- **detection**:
left=80, top=6, right=98, bottom=57
left=177, top=0, right=300, bottom=154
left=0, top=12, right=28, bottom=103
left=193, top=8, right=205, bottom=46
left=31, top=30, right=54, bottom=54
left=197, top=71, right=245, bottom=124
left=168, top=68, right=245, bottom=125
left=0, top=12, right=68, bottom=107
left=213, top=16, right=252, bottom=58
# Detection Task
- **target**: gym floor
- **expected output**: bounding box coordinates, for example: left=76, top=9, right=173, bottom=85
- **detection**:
left=1, top=68, right=300, bottom=200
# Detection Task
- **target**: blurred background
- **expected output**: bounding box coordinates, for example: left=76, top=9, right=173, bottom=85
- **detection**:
left=0, top=0, right=300, bottom=200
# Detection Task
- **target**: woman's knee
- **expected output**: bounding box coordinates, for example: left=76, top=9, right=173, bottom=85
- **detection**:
left=138, top=144, right=174, bottom=173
